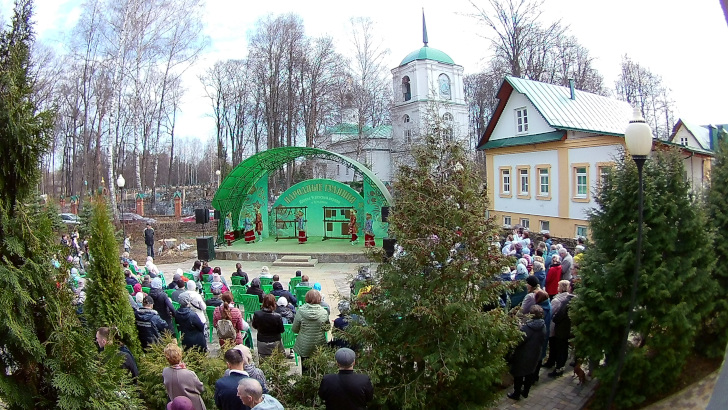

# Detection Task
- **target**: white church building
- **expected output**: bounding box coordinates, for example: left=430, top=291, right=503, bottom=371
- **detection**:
left=320, top=17, right=469, bottom=184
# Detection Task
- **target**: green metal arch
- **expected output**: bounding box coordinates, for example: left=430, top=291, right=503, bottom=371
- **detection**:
left=211, top=147, right=393, bottom=241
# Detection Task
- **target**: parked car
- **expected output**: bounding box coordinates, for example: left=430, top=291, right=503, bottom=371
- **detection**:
left=180, top=209, right=216, bottom=223
left=59, top=213, right=81, bottom=225
left=119, top=212, right=157, bottom=224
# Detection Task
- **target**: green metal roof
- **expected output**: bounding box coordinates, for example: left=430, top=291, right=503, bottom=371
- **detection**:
left=506, top=76, right=633, bottom=136
left=400, top=46, right=454, bottom=66
left=328, top=124, right=392, bottom=139
left=479, top=131, right=565, bottom=150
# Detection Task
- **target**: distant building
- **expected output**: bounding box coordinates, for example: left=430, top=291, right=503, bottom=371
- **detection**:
left=320, top=14, right=468, bottom=184
left=666, top=119, right=727, bottom=190
left=477, top=76, right=718, bottom=238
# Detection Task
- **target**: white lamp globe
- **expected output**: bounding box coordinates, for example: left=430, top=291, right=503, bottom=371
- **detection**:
left=116, top=174, right=125, bottom=188
left=624, top=107, right=653, bottom=157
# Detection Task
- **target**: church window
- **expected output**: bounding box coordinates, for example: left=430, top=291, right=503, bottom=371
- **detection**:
left=402, top=76, right=411, bottom=101
left=438, top=74, right=451, bottom=100
left=443, top=112, right=453, bottom=122
left=403, top=114, right=410, bottom=123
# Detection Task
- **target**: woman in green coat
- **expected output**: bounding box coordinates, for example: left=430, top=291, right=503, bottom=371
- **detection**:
left=292, top=289, right=330, bottom=372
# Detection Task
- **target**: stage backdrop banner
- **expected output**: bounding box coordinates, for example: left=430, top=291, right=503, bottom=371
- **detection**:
left=237, top=174, right=269, bottom=238
left=271, top=178, right=385, bottom=239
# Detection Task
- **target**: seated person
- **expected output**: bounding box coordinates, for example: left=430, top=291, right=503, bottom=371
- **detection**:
left=297, top=275, right=311, bottom=288
left=211, top=273, right=229, bottom=293
left=275, top=297, right=296, bottom=324
left=270, top=281, right=297, bottom=306
left=232, top=263, right=249, bottom=286
left=124, top=269, right=139, bottom=287
left=171, top=278, right=187, bottom=303
left=258, top=266, right=273, bottom=279
left=210, top=267, right=229, bottom=286
left=206, top=285, right=224, bottom=307
left=246, top=278, right=265, bottom=303
left=313, top=283, right=330, bottom=314
left=140, top=275, right=152, bottom=289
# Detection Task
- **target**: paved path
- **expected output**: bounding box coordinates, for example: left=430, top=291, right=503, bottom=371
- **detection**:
left=491, top=365, right=596, bottom=409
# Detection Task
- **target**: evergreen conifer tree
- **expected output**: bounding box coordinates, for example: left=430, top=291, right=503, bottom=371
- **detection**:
left=572, top=149, right=716, bottom=409
left=348, top=130, right=521, bottom=408
left=84, top=198, right=140, bottom=354
left=0, top=2, right=142, bottom=407
left=706, top=137, right=728, bottom=357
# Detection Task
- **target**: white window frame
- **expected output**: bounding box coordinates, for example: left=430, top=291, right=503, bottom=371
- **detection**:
left=520, top=218, right=530, bottom=229
left=576, top=225, right=588, bottom=238
left=540, top=220, right=550, bottom=232
left=680, top=137, right=688, bottom=146
left=519, top=168, right=529, bottom=195
left=536, top=165, right=551, bottom=199
left=574, top=165, right=589, bottom=200
left=500, top=167, right=512, bottom=197
left=503, top=216, right=512, bottom=227
left=515, top=107, right=529, bottom=134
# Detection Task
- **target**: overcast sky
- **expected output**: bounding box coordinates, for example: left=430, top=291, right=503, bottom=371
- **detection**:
left=4, top=0, right=728, bottom=143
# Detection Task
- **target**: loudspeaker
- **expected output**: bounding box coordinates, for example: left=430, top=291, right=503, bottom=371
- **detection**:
left=382, top=238, right=396, bottom=258
left=381, top=206, right=390, bottom=222
left=214, top=209, right=221, bottom=221
left=196, top=236, right=215, bottom=261
left=195, top=208, right=209, bottom=224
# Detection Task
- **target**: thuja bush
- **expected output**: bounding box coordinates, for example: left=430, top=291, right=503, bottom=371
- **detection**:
left=347, top=133, right=521, bottom=409
left=137, top=334, right=226, bottom=408
left=572, top=149, right=717, bottom=409
left=84, top=197, right=141, bottom=355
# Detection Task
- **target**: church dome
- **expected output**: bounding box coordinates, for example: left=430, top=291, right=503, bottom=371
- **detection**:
left=400, top=46, right=454, bottom=66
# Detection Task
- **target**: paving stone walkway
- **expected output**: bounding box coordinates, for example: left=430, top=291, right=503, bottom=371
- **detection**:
left=491, top=365, right=597, bottom=410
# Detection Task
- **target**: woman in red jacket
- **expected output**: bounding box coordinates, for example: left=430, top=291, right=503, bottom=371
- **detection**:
left=545, top=255, right=562, bottom=297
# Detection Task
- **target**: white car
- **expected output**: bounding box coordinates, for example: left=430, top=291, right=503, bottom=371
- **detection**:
left=59, top=213, right=81, bottom=225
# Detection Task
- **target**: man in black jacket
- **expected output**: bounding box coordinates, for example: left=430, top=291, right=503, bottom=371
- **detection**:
left=135, top=295, right=168, bottom=349
left=319, top=348, right=373, bottom=409
left=144, top=223, right=155, bottom=257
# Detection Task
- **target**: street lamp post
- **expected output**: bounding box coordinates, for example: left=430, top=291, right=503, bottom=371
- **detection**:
left=607, top=106, right=653, bottom=409
left=215, top=169, right=221, bottom=189
left=116, top=174, right=126, bottom=241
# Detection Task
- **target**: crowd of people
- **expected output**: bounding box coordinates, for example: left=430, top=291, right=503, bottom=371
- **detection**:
left=498, top=228, right=583, bottom=401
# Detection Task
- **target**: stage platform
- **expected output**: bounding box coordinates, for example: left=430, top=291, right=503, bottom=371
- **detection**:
left=214, top=236, right=377, bottom=263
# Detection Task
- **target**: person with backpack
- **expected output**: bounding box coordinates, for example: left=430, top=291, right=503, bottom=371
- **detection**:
left=213, top=292, right=247, bottom=347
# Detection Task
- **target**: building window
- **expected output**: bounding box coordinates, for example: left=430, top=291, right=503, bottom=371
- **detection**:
left=403, top=114, right=410, bottom=123
left=596, top=162, right=613, bottom=190
left=402, top=76, right=411, bottom=101
left=439, top=74, right=451, bottom=100
left=680, top=137, right=688, bottom=146
left=345, top=167, right=349, bottom=176
left=500, top=167, right=512, bottom=197
left=520, top=218, right=530, bottom=229
left=337, top=164, right=340, bottom=175
left=540, top=220, right=550, bottom=232
left=517, top=166, right=530, bottom=199
left=515, top=107, right=528, bottom=134
left=443, top=112, right=453, bottom=122
left=572, top=164, right=590, bottom=201
left=536, top=165, right=551, bottom=199
left=503, top=216, right=511, bottom=227
left=576, top=225, right=588, bottom=238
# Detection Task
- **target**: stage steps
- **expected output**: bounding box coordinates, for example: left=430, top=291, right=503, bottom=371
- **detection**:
left=272, top=255, right=318, bottom=267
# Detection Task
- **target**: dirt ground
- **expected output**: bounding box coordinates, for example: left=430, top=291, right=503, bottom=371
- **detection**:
left=117, top=219, right=216, bottom=264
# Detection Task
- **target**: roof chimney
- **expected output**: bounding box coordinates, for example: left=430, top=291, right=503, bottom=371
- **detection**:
left=569, top=79, right=575, bottom=100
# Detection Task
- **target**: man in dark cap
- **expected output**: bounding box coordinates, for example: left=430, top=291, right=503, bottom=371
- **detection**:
left=318, top=347, right=373, bottom=409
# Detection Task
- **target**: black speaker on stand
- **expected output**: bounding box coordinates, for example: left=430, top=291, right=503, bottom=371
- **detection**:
left=195, top=208, right=210, bottom=224
left=196, top=236, right=215, bottom=261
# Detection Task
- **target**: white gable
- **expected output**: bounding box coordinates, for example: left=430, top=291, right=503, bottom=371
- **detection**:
left=490, top=92, right=556, bottom=141
left=671, top=124, right=704, bottom=150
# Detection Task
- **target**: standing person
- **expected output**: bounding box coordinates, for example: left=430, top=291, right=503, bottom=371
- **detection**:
left=349, top=209, right=358, bottom=245
left=559, top=248, right=573, bottom=281
left=213, top=292, right=247, bottom=347
left=547, top=281, right=576, bottom=378
left=292, top=290, right=330, bottom=372
left=124, top=234, right=131, bottom=254
left=545, top=255, right=563, bottom=298
left=237, top=378, right=283, bottom=410
left=135, top=295, right=169, bottom=349
left=162, top=343, right=206, bottom=410
left=96, top=327, right=139, bottom=380
left=149, top=278, right=176, bottom=329
left=363, top=213, right=375, bottom=248
left=243, top=212, right=255, bottom=244
left=319, top=348, right=373, bottom=409
left=175, top=293, right=207, bottom=352
left=252, top=294, right=285, bottom=359
left=296, top=210, right=307, bottom=244
left=214, top=349, right=251, bottom=410
left=254, top=209, right=264, bottom=242
left=144, top=223, right=155, bottom=257
left=507, top=305, right=547, bottom=401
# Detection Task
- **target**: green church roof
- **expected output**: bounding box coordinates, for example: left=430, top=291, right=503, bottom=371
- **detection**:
left=400, top=46, right=454, bottom=66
